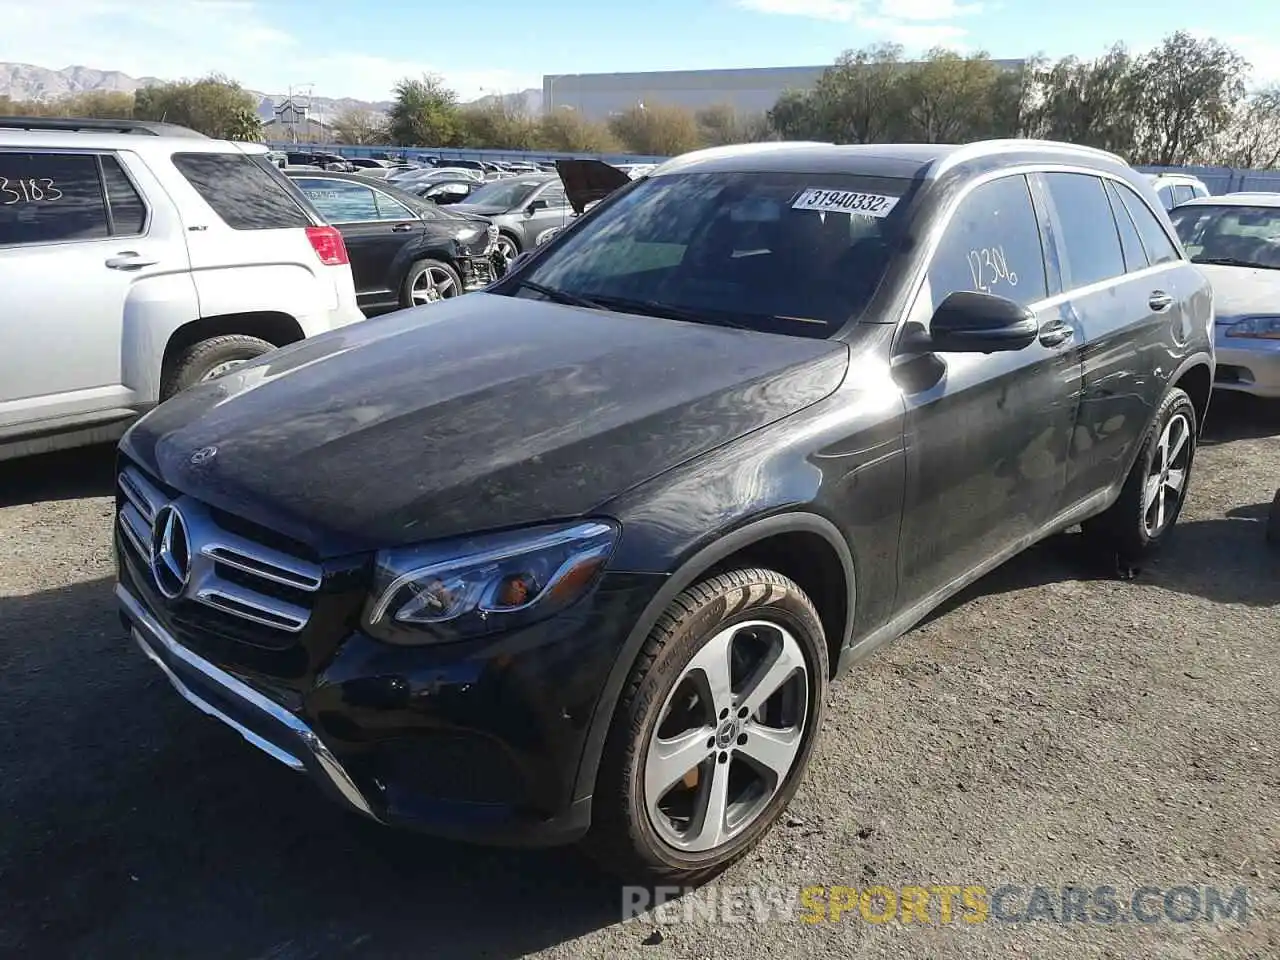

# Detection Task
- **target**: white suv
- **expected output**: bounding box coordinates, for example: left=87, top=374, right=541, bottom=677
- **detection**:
left=0, top=117, right=365, bottom=461
left=1147, top=172, right=1211, bottom=210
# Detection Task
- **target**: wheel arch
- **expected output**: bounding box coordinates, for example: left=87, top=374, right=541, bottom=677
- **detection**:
left=571, top=511, right=856, bottom=804
left=161, top=312, right=304, bottom=388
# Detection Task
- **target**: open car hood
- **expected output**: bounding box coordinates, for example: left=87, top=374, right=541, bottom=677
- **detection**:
left=556, top=158, right=633, bottom=215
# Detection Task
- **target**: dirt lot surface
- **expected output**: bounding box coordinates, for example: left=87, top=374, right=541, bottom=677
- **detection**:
left=1, top=395, right=1277, bottom=960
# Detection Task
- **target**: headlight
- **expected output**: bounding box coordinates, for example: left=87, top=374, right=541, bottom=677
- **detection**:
left=364, top=520, right=618, bottom=644
left=1226, top=316, right=1280, bottom=340
left=456, top=227, right=484, bottom=245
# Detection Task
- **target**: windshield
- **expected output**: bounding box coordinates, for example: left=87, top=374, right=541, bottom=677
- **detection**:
left=508, top=171, right=914, bottom=336
left=463, top=178, right=548, bottom=209
left=1169, top=204, right=1280, bottom=268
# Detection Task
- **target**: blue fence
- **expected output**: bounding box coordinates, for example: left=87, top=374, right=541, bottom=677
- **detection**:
left=272, top=142, right=1280, bottom=194
left=267, top=141, right=670, bottom=166
left=1134, top=165, right=1280, bottom=195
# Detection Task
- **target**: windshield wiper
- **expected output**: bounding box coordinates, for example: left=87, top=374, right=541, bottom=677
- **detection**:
left=1191, top=256, right=1280, bottom=270
left=514, top=279, right=605, bottom=309
left=586, top=295, right=750, bottom=330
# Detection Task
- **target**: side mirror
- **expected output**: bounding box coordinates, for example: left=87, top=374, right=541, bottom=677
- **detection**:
left=904, top=291, right=1039, bottom=354
left=526, top=199, right=550, bottom=214
left=507, top=251, right=532, bottom=272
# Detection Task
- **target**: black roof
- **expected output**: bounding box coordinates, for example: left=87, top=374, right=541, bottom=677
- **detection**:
left=0, top=116, right=208, bottom=137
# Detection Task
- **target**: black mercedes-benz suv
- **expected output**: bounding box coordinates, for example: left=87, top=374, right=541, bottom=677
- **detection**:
left=115, top=139, right=1214, bottom=882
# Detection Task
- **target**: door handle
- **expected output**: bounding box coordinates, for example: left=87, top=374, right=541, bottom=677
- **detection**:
left=104, top=252, right=157, bottom=270
left=392, top=222, right=415, bottom=232
left=1038, top=318, right=1075, bottom=348
left=1148, top=291, right=1174, bottom=312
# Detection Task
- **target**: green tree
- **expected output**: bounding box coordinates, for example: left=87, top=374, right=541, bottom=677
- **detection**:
left=1214, top=86, right=1280, bottom=170
left=388, top=74, right=460, bottom=146
left=694, top=103, right=745, bottom=146
left=1130, top=31, right=1249, bottom=165
left=766, top=88, right=820, bottom=140
left=535, top=109, right=620, bottom=153
left=899, top=49, right=1009, bottom=143
left=809, top=43, right=908, bottom=143
left=458, top=96, right=538, bottom=149
left=332, top=107, right=389, bottom=145
left=608, top=103, right=702, bottom=156
left=133, top=74, right=261, bottom=139
left=1028, top=47, right=1144, bottom=156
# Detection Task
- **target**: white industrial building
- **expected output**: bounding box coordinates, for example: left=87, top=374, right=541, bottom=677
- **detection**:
left=542, top=61, right=1027, bottom=121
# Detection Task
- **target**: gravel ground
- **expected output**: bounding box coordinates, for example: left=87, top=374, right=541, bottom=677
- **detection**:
left=1, top=394, right=1277, bottom=960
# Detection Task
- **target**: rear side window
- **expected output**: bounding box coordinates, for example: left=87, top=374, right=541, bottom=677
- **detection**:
left=172, top=153, right=311, bottom=230
left=928, top=174, right=1048, bottom=308
left=1104, top=180, right=1147, bottom=272
left=101, top=155, right=147, bottom=234
left=1043, top=173, right=1125, bottom=289
left=0, top=152, right=109, bottom=246
left=1172, top=184, right=1195, bottom=206
left=1115, top=184, right=1180, bottom=265
left=1156, top=185, right=1175, bottom=210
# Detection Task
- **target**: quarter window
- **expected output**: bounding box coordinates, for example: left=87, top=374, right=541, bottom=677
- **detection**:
left=0, top=152, right=109, bottom=246
left=1115, top=183, right=1180, bottom=265
left=927, top=174, right=1047, bottom=309
left=1172, top=184, right=1194, bottom=206
left=101, top=155, right=147, bottom=235
left=172, top=153, right=312, bottom=230
left=1104, top=179, right=1147, bottom=272
left=1043, top=173, right=1126, bottom=289
left=1156, top=185, right=1175, bottom=210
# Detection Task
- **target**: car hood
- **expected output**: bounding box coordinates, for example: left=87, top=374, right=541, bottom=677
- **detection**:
left=1195, top=263, right=1280, bottom=322
left=122, top=294, right=848, bottom=558
left=449, top=202, right=512, bottom=217
left=556, top=159, right=632, bottom=214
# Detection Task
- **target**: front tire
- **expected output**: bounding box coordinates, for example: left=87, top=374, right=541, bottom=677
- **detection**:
left=1083, top=386, right=1198, bottom=561
left=585, top=568, right=828, bottom=883
left=160, top=334, right=276, bottom=400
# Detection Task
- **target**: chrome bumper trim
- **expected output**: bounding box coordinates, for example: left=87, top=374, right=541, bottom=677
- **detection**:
left=116, top=583, right=377, bottom=820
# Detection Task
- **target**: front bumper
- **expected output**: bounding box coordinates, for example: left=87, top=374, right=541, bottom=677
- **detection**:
left=117, top=553, right=663, bottom=846
left=1214, top=331, right=1280, bottom=398
left=118, top=583, right=376, bottom=819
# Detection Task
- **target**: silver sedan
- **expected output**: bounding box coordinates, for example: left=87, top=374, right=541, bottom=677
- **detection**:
left=1170, top=192, right=1280, bottom=398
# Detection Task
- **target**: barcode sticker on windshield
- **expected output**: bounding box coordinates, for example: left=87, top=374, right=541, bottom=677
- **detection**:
left=792, top=188, right=899, bottom=217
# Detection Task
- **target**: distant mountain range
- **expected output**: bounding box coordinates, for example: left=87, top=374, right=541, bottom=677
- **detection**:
left=0, top=62, right=542, bottom=119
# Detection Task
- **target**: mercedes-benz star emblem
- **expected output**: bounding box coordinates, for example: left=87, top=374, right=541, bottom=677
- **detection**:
left=189, top=445, right=218, bottom=466
left=150, top=504, right=192, bottom=600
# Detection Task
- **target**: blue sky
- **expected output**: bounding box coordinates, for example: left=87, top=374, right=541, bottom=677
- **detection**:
left=2, top=0, right=1277, bottom=102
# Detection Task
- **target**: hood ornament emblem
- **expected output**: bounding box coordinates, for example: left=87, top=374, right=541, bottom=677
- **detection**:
left=189, top=446, right=218, bottom=466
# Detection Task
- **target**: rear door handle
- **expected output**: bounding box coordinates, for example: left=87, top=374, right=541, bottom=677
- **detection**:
left=1038, top=318, right=1075, bottom=348
left=1148, top=291, right=1175, bottom=312
left=104, top=252, right=157, bottom=270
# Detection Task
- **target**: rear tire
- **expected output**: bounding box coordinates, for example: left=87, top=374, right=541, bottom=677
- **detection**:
left=584, top=568, right=828, bottom=884
left=1082, top=387, right=1197, bottom=562
left=400, top=259, right=462, bottom=308
left=160, top=335, right=276, bottom=400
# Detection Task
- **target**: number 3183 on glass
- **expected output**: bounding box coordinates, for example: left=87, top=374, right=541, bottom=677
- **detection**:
left=0, top=178, right=64, bottom=204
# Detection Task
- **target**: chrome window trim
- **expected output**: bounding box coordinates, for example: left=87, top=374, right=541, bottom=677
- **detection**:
left=895, top=162, right=1186, bottom=342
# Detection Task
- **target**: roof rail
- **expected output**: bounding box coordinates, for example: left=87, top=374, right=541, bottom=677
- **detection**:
left=0, top=116, right=209, bottom=138
left=930, top=138, right=1127, bottom=178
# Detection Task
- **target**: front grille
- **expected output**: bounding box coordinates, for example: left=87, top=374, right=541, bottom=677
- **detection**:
left=117, top=464, right=323, bottom=636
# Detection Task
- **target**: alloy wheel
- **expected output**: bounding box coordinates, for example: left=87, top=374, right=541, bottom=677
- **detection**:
left=1143, top=412, right=1192, bottom=538
left=494, top=236, right=519, bottom=261
left=644, top=620, right=810, bottom=853
left=411, top=265, right=459, bottom=304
